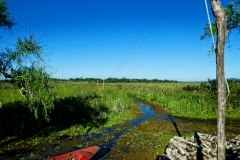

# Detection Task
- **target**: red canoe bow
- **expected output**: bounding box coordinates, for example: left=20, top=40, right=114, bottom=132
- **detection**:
left=46, top=146, right=100, bottom=160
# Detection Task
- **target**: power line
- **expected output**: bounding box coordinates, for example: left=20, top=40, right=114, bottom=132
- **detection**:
left=203, top=0, right=230, bottom=101
left=204, top=0, right=215, bottom=48
left=110, top=0, right=178, bottom=77
left=110, top=0, right=162, bottom=77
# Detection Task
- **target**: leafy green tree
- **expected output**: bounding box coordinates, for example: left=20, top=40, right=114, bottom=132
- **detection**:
left=0, top=1, right=14, bottom=29
left=0, top=1, right=55, bottom=121
left=201, top=0, right=240, bottom=42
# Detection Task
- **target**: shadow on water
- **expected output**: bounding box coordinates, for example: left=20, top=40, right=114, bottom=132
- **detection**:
left=93, top=102, right=178, bottom=159
left=38, top=101, right=240, bottom=160
left=26, top=100, right=179, bottom=160
left=0, top=96, right=109, bottom=159
left=7, top=96, right=240, bottom=159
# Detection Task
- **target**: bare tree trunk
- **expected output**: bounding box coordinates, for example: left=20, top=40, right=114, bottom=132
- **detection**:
left=210, top=0, right=227, bottom=159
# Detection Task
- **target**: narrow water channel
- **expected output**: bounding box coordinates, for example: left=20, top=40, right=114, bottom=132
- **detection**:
left=19, top=100, right=178, bottom=159
left=18, top=100, right=240, bottom=160
left=92, top=102, right=178, bottom=159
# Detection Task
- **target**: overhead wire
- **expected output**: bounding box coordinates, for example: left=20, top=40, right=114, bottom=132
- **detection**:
left=203, top=0, right=230, bottom=99
left=110, top=0, right=162, bottom=77
left=110, top=0, right=178, bottom=77
left=204, top=0, right=215, bottom=48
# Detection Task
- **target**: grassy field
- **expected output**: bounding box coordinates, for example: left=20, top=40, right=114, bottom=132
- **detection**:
left=122, top=81, right=240, bottom=118
left=1, top=81, right=240, bottom=138
left=0, top=82, right=136, bottom=150
left=0, top=81, right=240, bottom=159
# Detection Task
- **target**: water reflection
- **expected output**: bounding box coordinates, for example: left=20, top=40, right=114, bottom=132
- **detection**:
left=20, top=101, right=178, bottom=159
left=94, top=103, right=178, bottom=159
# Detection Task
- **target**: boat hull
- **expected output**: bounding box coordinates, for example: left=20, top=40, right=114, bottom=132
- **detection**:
left=45, top=146, right=100, bottom=160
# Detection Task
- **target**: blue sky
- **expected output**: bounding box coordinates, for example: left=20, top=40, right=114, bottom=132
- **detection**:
left=1, top=0, right=239, bottom=81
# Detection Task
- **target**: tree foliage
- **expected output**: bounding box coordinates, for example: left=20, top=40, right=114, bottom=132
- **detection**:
left=201, top=0, right=240, bottom=41
left=0, top=1, right=14, bottom=29
left=13, top=66, right=55, bottom=121
left=0, top=1, right=55, bottom=121
left=0, top=36, right=43, bottom=79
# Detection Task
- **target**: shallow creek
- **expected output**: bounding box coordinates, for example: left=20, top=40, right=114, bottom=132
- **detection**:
left=19, top=100, right=240, bottom=159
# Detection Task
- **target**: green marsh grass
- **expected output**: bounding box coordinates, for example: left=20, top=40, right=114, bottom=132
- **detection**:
left=123, top=81, right=240, bottom=118
left=0, top=84, right=23, bottom=105
left=1, top=81, right=240, bottom=159
left=0, top=82, right=136, bottom=153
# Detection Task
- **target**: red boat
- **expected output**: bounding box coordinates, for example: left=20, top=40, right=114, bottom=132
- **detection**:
left=46, top=146, right=100, bottom=160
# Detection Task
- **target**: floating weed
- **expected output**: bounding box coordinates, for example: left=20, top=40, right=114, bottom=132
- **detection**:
left=29, top=153, right=36, bottom=159
left=1, top=82, right=240, bottom=159
left=76, top=144, right=83, bottom=148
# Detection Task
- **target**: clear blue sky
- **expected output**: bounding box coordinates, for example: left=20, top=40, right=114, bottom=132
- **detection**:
left=1, top=0, right=239, bottom=81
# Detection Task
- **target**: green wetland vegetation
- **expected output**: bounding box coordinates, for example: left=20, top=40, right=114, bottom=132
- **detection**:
left=126, top=79, right=240, bottom=118
left=0, top=80, right=240, bottom=159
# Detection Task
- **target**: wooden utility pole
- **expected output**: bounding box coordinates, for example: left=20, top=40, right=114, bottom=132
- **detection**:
left=210, top=0, right=227, bottom=159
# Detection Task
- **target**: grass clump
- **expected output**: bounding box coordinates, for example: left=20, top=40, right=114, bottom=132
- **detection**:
left=124, top=80, right=240, bottom=118
left=0, top=82, right=136, bottom=153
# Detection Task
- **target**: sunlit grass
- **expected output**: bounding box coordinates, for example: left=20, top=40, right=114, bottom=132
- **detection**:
left=0, top=87, right=23, bottom=105
left=0, top=82, right=138, bottom=156
left=1, top=81, right=240, bottom=159
left=122, top=81, right=240, bottom=118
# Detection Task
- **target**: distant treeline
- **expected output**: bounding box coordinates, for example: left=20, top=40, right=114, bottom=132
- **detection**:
left=2, top=77, right=239, bottom=83
left=50, top=77, right=178, bottom=83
